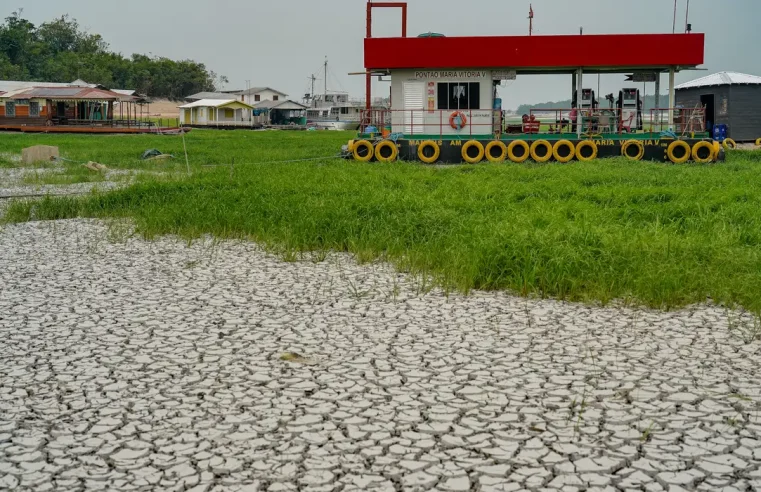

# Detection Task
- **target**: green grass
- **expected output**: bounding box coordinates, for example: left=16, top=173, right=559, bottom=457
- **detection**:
left=0, top=130, right=348, bottom=170
left=4, top=130, right=761, bottom=311
left=22, top=166, right=107, bottom=185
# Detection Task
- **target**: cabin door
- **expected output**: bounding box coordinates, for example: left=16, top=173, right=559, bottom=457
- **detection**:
left=403, top=82, right=424, bottom=135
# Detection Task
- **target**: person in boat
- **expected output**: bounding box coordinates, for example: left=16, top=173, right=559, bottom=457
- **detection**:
left=569, top=107, right=578, bottom=133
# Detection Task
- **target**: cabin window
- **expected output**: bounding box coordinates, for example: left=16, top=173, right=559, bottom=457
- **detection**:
left=340, top=107, right=349, bottom=115
left=437, top=82, right=480, bottom=110
left=5, top=102, right=15, bottom=117
left=29, top=101, right=40, bottom=117
left=273, top=95, right=279, bottom=101
left=254, top=95, right=261, bottom=102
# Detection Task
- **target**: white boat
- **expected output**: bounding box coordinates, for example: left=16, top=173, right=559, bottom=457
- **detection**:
left=303, top=59, right=365, bottom=131
left=306, top=93, right=363, bottom=130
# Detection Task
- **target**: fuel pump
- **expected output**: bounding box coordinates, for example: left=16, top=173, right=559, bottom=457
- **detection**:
left=617, top=88, right=643, bottom=131
left=572, top=89, right=598, bottom=111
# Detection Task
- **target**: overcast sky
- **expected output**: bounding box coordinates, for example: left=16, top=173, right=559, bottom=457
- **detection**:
left=10, top=0, right=760, bottom=109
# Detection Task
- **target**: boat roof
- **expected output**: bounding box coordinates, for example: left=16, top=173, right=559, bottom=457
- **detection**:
left=365, top=33, right=705, bottom=74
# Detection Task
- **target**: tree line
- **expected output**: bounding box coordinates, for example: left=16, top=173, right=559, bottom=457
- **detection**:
left=0, top=11, right=227, bottom=99
left=515, top=95, right=672, bottom=115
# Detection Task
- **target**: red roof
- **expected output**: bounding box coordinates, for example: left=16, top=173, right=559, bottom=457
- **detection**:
left=365, top=33, right=704, bottom=72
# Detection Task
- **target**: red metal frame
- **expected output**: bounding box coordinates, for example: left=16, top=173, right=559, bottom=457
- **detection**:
left=366, top=2, right=408, bottom=110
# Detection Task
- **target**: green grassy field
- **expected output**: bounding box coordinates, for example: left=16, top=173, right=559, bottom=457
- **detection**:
left=4, top=130, right=761, bottom=311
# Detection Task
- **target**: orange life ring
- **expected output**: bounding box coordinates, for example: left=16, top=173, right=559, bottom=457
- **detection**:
left=449, top=111, right=467, bottom=130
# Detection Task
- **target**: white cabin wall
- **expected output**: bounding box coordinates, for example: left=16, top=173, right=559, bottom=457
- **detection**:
left=389, top=69, right=494, bottom=136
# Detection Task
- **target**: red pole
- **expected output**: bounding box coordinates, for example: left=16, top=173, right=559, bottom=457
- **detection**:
left=366, top=1, right=372, bottom=110
left=401, top=4, right=407, bottom=37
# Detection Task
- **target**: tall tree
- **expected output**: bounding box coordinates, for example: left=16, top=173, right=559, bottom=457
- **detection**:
left=0, top=11, right=224, bottom=99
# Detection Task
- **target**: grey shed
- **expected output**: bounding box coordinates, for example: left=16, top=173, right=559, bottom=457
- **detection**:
left=675, top=71, right=761, bottom=141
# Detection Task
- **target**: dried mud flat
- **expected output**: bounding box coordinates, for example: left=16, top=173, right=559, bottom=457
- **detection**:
left=1, top=219, right=760, bottom=491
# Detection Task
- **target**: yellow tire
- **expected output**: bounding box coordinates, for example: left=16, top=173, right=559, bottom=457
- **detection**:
left=374, top=140, right=398, bottom=162
left=713, top=141, right=721, bottom=161
left=756, top=138, right=761, bottom=147
left=417, top=140, right=440, bottom=164
left=575, top=140, right=598, bottom=161
left=485, top=141, right=507, bottom=162
left=530, top=140, right=553, bottom=163
left=461, top=140, right=485, bottom=164
left=691, top=141, right=715, bottom=164
left=352, top=140, right=374, bottom=162
left=667, top=140, right=692, bottom=164
left=722, top=138, right=737, bottom=150
left=552, top=140, right=576, bottom=163
left=621, top=140, right=645, bottom=161
left=507, top=140, right=530, bottom=163
left=347, top=140, right=355, bottom=152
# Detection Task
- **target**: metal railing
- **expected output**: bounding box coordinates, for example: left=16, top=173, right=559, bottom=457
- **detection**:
left=55, top=118, right=155, bottom=128
left=527, top=108, right=635, bottom=135
left=648, top=107, right=706, bottom=135
left=361, top=106, right=708, bottom=137
left=360, top=109, right=502, bottom=137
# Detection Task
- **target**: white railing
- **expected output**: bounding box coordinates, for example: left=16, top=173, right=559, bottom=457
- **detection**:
left=191, top=120, right=259, bottom=127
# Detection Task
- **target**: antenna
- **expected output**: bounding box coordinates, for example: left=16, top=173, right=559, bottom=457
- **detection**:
left=528, top=4, right=534, bottom=36
left=684, top=0, right=691, bottom=32
left=324, top=56, right=328, bottom=101
left=672, top=0, right=678, bottom=34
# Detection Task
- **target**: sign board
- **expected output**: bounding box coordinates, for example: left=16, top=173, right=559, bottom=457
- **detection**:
left=492, top=70, right=517, bottom=81
left=427, top=82, right=435, bottom=113
left=414, top=71, right=487, bottom=79
left=625, top=72, right=657, bottom=83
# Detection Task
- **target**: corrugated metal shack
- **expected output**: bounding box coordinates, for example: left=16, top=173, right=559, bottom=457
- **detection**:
left=676, top=71, right=761, bottom=141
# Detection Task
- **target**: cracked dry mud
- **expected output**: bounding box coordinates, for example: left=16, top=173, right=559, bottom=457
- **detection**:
left=1, top=219, right=760, bottom=492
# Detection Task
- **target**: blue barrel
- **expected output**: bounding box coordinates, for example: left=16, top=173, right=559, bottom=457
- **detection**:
left=713, top=124, right=727, bottom=141
left=493, top=98, right=502, bottom=110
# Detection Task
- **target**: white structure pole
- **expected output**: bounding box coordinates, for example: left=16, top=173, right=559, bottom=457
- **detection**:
left=668, top=67, right=676, bottom=130
left=654, top=71, right=661, bottom=129
left=577, top=68, right=583, bottom=137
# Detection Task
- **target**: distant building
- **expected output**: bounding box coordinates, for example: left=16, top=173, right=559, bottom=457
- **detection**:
left=224, top=87, right=288, bottom=106
left=253, top=100, right=307, bottom=125
left=0, top=78, right=152, bottom=132
left=177, top=98, right=308, bottom=128
left=178, top=99, right=255, bottom=127
left=676, top=71, right=761, bottom=141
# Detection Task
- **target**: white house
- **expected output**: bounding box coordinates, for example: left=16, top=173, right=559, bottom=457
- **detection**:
left=227, top=87, right=288, bottom=106
left=178, top=99, right=255, bottom=127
